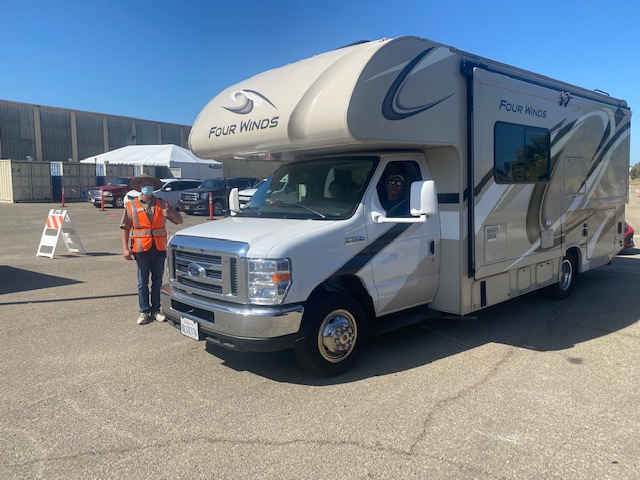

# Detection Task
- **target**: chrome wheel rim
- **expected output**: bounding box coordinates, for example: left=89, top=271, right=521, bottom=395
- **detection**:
left=559, top=258, right=573, bottom=291
left=317, top=309, right=357, bottom=363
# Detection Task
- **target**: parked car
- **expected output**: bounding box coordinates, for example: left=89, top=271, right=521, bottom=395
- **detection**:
left=87, top=176, right=133, bottom=208
left=238, top=179, right=267, bottom=209
left=179, top=177, right=258, bottom=215
left=152, top=178, right=202, bottom=209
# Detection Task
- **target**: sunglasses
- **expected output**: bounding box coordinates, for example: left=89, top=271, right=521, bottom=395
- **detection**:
left=387, top=180, right=403, bottom=187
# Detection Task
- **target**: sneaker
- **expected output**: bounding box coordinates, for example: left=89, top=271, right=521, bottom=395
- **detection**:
left=137, top=312, right=151, bottom=325
left=154, top=311, right=166, bottom=322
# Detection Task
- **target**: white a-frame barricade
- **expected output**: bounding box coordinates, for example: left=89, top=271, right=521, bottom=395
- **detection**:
left=37, top=209, right=86, bottom=259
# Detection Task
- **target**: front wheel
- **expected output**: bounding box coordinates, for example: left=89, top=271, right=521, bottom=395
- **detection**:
left=113, top=195, right=125, bottom=208
left=293, top=293, right=366, bottom=377
left=213, top=199, right=224, bottom=216
left=548, top=253, right=577, bottom=300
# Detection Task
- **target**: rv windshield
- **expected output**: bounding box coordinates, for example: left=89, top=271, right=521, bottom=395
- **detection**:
left=236, top=156, right=377, bottom=220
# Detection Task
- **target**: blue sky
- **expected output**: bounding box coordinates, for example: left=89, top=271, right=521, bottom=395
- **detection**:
left=1, top=0, right=637, bottom=163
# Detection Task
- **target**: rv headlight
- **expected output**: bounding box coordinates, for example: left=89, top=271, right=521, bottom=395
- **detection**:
left=102, top=191, right=113, bottom=197
left=248, top=258, right=291, bottom=305
left=200, top=192, right=210, bottom=200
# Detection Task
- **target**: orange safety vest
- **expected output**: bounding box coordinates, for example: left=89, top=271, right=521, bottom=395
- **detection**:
left=127, top=197, right=168, bottom=253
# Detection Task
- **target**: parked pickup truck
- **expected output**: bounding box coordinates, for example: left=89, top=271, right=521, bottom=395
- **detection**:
left=87, top=177, right=133, bottom=208
left=179, top=177, right=258, bottom=215
left=238, top=179, right=267, bottom=209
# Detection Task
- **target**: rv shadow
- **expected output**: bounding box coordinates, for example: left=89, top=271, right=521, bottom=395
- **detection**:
left=0, top=266, right=83, bottom=295
left=205, top=255, right=640, bottom=385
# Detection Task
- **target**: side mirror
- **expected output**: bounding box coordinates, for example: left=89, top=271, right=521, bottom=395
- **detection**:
left=371, top=180, right=438, bottom=224
left=410, top=180, right=438, bottom=216
left=228, top=187, right=240, bottom=215
left=165, top=187, right=172, bottom=192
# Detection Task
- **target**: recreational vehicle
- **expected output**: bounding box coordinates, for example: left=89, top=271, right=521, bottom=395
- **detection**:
left=161, top=36, right=631, bottom=376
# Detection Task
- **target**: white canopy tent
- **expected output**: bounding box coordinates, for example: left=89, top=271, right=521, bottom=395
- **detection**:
left=80, top=144, right=223, bottom=180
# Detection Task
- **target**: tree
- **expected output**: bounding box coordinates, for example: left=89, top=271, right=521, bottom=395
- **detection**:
left=630, top=163, right=640, bottom=180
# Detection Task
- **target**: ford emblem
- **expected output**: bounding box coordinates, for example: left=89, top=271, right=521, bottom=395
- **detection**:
left=187, top=263, right=206, bottom=278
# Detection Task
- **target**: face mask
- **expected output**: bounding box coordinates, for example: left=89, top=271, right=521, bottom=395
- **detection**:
left=141, top=186, right=154, bottom=196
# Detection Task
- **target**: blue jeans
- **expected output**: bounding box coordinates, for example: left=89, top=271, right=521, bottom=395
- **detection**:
left=135, top=249, right=166, bottom=314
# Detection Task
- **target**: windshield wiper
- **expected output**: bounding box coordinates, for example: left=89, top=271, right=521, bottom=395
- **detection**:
left=240, top=205, right=262, bottom=216
left=279, top=203, right=326, bottom=219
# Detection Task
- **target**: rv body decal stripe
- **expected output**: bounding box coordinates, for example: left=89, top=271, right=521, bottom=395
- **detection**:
left=438, top=193, right=459, bottom=204
left=335, top=223, right=412, bottom=276
left=615, top=107, right=627, bottom=127
left=589, top=121, right=631, bottom=179
left=475, top=169, right=495, bottom=197
left=382, top=47, right=454, bottom=121
left=595, top=121, right=611, bottom=155
left=551, top=119, right=578, bottom=148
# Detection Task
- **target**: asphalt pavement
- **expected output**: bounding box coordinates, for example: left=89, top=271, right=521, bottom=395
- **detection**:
left=0, top=198, right=638, bottom=479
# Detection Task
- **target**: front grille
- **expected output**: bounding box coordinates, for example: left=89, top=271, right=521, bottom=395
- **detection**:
left=181, top=192, right=200, bottom=202
left=169, top=236, right=247, bottom=302
left=179, top=277, right=223, bottom=294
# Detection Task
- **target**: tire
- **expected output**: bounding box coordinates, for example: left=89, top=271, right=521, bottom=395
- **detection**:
left=293, top=292, right=366, bottom=377
left=113, top=195, right=125, bottom=208
left=548, top=253, right=577, bottom=300
left=213, top=199, right=224, bottom=216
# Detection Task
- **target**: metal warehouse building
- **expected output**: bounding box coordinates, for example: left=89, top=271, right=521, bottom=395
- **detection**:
left=0, top=99, right=191, bottom=163
left=0, top=99, right=281, bottom=203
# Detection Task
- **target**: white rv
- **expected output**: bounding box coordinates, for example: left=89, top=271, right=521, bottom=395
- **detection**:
left=161, top=36, right=631, bottom=376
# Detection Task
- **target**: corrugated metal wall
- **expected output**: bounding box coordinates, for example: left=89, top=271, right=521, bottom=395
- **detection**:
left=107, top=117, right=133, bottom=151
left=77, top=113, right=104, bottom=160
left=0, top=104, right=36, bottom=160
left=0, top=100, right=191, bottom=163
left=161, top=124, right=181, bottom=145
left=40, top=109, right=73, bottom=161
left=135, top=121, right=159, bottom=145
left=222, top=159, right=283, bottom=181
left=0, top=160, right=139, bottom=203
left=0, top=161, right=52, bottom=202
left=0, top=160, right=13, bottom=201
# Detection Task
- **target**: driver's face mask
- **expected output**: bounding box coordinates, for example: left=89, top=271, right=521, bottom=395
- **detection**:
left=141, top=185, right=154, bottom=196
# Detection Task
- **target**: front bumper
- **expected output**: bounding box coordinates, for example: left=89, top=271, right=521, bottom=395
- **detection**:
left=179, top=201, right=208, bottom=212
left=160, top=285, right=304, bottom=352
left=88, top=195, right=114, bottom=205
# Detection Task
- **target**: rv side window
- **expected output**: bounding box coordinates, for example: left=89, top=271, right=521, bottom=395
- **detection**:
left=494, top=122, right=550, bottom=183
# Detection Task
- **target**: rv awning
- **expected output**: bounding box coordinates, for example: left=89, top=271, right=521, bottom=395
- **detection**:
left=79, top=144, right=222, bottom=168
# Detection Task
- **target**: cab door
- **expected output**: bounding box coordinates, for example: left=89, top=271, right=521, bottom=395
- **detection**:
left=367, top=157, right=441, bottom=314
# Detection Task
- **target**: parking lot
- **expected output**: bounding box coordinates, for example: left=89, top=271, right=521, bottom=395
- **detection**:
left=1, top=197, right=638, bottom=479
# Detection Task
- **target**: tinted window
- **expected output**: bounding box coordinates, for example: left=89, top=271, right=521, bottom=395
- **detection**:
left=108, top=177, right=131, bottom=187
left=377, top=160, right=422, bottom=217
left=229, top=179, right=249, bottom=189
left=495, top=122, right=550, bottom=183
left=201, top=179, right=225, bottom=189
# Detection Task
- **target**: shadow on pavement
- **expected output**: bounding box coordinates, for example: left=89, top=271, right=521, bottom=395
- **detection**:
left=0, top=266, right=83, bottom=295
left=200, top=256, right=640, bottom=385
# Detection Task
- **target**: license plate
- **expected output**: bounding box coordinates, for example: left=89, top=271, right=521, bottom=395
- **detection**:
left=180, top=316, right=200, bottom=340
left=90, top=198, right=96, bottom=203
left=183, top=205, right=191, bottom=210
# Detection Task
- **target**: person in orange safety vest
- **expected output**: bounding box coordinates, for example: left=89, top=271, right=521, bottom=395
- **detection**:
left=120, top=174, right=183, bottom=325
